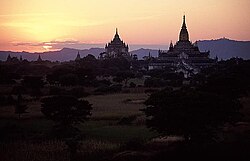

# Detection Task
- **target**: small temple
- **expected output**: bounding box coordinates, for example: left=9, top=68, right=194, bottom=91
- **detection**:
left=100, top=28, right=130, bottom=59
left=149, top=15, right=216, bottom=74
left=37, top=54, right=43, bottom=62
left=75, top=51, right=81, bottom=61
left=6, top=54, right=19, bottom=63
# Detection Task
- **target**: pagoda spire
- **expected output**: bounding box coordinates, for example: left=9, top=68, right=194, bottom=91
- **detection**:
left=169, top=40, right=174, bottom=51
left=179, top=14, right=189, bottom=41
left=182, top=15, right=186, bottom=28
left=116, top=28, right=118, bottom=35
left=37, top=54, right=42, bottom=62
left=170, top=40, right=173, bottom=48
left=75, top=51, right=81, bottom=61
left=7, top=54, right=11, bottom=61
left=114, top=28, right=120, bottom=40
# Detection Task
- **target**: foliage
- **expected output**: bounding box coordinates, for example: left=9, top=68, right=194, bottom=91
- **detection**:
left=143, top=59, right=250, bottom=143
left=15, top=93, right=28, bottom=119
left=22, top=76, right=44, bottom=89
left=143, top=87, right=242, bottom=143
left=101, top=58, right=130, bottom=72
left=41, top=95, right=92, bottom=138
left=46, top=65, right=74, bottom=84
left=49, top=86, right=67, bottom=95
left=118, top=115, right=137, bottom=125
left=0, top=95, right=14, bottom=106
left=113, top=71, right=135, bottom=87
left=144, top=78, right=168, bottom=87
left=129, top=82, right=136, bottom=88
left=59, top=73, right=79, bottom=86
left=22, top=76, right=44, bottom=97
left=69, top=87, right=89, bottom=98
left=199, top=59, right=250, bottom=99
left=41, top=95, right=92, bottom=127
left=94, top=84, right=122, bottom=94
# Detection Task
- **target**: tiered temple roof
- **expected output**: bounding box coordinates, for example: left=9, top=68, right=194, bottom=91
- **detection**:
left=149, top=15, right=216, bottom=72
left=100, top=28, right=130, bottom=59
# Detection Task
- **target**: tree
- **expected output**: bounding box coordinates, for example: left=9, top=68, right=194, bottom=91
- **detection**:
left=59, top=73, right=79, bottom=86
left=142, top=87, right=242, bottom=143
left=113, top=71, right=135, bottom=86
left=22, top=76, right=44, bottom=97
left=41, top=95, right=92, bottom=137
left=129, top=82, right=136, bottom=88
left=15, top=93, right=28, bottom=119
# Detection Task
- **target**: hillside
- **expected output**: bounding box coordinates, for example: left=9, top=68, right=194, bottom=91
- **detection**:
left=198, top=38, right=250, bottom=59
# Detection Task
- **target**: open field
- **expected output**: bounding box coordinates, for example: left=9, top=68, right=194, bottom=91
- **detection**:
left=86, top=93, right=148, bottom=119
left=1, top=88, right=250, bottom=161
left=0, top=92, right=156, bottom=140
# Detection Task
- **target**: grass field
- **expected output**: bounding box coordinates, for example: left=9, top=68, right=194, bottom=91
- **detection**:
left=1, top=90, right=250, bottom=161
left=0, top=92, right=158, bottom=161
left=86, top=93, right=147, bottom=119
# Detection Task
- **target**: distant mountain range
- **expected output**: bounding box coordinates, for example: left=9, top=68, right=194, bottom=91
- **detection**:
left=0, top=48, right=105, bottom=62
left=197, top=38, right=250, bottom=60
left=0, top=38, right=249, bottom=61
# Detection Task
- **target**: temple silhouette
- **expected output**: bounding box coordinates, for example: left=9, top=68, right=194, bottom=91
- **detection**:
left=149, top=15, right=216, bottom=75
left=100, top=28, right=130, bottom=60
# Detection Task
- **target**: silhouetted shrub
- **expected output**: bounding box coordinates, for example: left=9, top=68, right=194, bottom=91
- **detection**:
left=109, top=84, right=122, bottom=92
left=94, top=84, right=122, bottom=94
left=0, top=95, right=10, bottom=106
left=118, top=115, right=137, bottom=125
left=124, top=137, right=145, bottom=150
left=91, top=79, right=112, bottom=87
left=41, top=95, right=92, bottom=138
left=11, top=85, right=26, bottom=95
left=49, top=86, right=67, bottom=95
left=142, top=87, right=242, bottom=143
left=69, top=87, right=89, bottom=98
left=144, top=78, right=168, bottom=87
left=59, top=74, right=79, bottom=86
left=15, top=93, right=28, bottom=119
left=22, top=76, right=44, bottom=97
left=144, top=89, right=160, bottom=94
left=129, top=82, right=136, bottom=88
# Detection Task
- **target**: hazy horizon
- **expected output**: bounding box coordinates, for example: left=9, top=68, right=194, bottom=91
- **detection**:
left=2, top=37, right=249, bottom=53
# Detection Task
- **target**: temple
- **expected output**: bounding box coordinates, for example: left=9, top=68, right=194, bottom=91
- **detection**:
left=37, top=54, right=43, bottom=62
left=75, top=51, right=81, bottom=61
left=100, top=28, right=130, bottom=59
left=149, top=15, right=216, bottom=74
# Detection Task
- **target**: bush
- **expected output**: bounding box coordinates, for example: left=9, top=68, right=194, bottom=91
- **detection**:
left=123, top=137, right=145, bottom=150
left=69, top=87, right=89, bottom=98
left=142, top=87, right=242, bottom=143
left=118, top=115, right=137, bottom=125
left=59, top=74, right=79, bottom=86
left=41, top=95, right=92, bottom=138
left=129, top=82, right=136, bottom=88
left=94, top=84, right=122, bottom=94
left=144, top=89, right=160, bottom=94
left=0, top=95, right=11, bottom=106
left=49, top=86, right=66, bottom=95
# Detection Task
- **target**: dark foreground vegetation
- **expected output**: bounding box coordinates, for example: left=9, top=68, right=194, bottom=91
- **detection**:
left=0, top=57, right=250, bottom=161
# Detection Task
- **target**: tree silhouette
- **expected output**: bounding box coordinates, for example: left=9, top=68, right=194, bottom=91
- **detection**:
left=143, top=87, right=242, bottom=143
left=15, top=93, right=28, bottom=119
left=22, top=76, right=44, bottom=97
left=41, top=95, right=92, bottom=137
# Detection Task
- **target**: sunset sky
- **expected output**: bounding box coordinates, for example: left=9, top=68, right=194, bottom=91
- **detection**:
left=0, top=0, right=249, bottom=52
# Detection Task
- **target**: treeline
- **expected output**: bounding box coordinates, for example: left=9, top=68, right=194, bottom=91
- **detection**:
left=143, top=58, right=250, bottom=144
